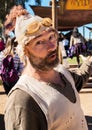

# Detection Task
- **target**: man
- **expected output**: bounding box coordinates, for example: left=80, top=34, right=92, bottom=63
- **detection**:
left=4, top=13, right=92, bottom=130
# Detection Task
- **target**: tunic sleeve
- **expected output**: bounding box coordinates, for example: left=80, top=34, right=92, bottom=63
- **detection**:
left=4, top=89, right=47, bottom=130
left=69, top=59, right=92, bottom=92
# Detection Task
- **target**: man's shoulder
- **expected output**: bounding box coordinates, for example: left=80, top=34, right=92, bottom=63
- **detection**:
left=5, top=88, right=47, bottom=121
left=5, top=89, right=32, bottom=111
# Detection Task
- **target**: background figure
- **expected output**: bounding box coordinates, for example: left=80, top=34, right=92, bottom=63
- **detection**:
left=0, top=36, right=23, bottom=94
left=69, top=27, right=86, bottom=65
left=62, top=35, right=69, bottom=57
left=1, top=5, right=26, bottom=94
left=59, top=34, right=70, bottom=68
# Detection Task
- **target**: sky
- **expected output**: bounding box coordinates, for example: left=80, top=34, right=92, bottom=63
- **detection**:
left=25, top=0, right=92, bottom=40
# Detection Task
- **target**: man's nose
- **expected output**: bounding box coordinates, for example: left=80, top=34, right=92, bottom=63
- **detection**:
left=47, top=41, right=57, bottom=51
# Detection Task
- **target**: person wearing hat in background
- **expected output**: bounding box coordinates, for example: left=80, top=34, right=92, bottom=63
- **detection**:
left=4, top=6, right=92, bottom=130
left=69, top=27, right=86, bottom=66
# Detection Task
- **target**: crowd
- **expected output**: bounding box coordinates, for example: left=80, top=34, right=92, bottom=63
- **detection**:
left=0, top=4, right=92, bottom=130
left=0, top=36, right=23, bottom=94
left=0, top=5, right=27, bottom=94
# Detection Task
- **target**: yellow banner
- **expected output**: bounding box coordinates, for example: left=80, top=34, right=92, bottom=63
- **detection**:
left=65, top=0, right=92, bottom=10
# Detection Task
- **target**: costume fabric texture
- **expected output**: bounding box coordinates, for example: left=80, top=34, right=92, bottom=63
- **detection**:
left=5, top=64, right=88, bottom=130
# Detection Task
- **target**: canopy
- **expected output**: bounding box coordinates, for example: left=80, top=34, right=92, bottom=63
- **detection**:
left=31, top=6, right=92, bottom=31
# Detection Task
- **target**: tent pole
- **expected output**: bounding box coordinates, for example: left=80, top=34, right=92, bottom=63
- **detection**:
left=52, top=0, right=58, bottom=30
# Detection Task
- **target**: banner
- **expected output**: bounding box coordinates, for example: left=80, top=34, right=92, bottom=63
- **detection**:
left=65, top=0, right=92, bottom=10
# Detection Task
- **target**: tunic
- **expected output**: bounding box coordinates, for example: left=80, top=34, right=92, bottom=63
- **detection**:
left=5, top=63, right=92, bottom=130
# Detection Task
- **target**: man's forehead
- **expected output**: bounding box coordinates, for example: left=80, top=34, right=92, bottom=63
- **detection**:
left=33, top=28, right=57, bottom=40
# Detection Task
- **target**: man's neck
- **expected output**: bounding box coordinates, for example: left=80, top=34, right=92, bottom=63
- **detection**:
left=23, top=62, right=61, bottom=84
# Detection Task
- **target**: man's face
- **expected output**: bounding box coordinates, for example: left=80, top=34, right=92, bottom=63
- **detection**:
left=25, top=29, right=59, bottom=71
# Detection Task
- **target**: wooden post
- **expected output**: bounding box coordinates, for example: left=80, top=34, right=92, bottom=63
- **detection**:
left=52, top=0, right=57, bottom=29
left=51, top=0, right=63, bottom=63
left=59, top=0, right=65, bottom=14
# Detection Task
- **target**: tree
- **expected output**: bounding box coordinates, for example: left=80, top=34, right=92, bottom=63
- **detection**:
left=0, top=0, right=15, bottom=22
left=0, top=0, right=41, bottom=22
left=0, top=0, right=41, bottom=35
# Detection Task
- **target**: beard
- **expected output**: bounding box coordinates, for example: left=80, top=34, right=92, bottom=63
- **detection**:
left=28, top=50, right=59, bottom=71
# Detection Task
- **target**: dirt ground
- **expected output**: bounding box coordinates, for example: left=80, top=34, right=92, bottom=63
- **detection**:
left=80, top=88, right=92, bottom=130
left=0, top=85, right=92, bottom=130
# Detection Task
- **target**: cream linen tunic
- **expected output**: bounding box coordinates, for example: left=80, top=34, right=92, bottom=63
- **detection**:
left=10, top=65, right=88, bottom=130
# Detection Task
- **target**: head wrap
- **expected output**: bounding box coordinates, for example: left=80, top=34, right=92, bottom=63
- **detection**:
left=15, top=13, right=53, bottom=64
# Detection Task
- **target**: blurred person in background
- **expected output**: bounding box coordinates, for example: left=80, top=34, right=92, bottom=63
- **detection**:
left=69, top=27, right=86, bottom=66
left=0, top=36, right=23, bottom=94
left=62, top=35, right=69, bottom=57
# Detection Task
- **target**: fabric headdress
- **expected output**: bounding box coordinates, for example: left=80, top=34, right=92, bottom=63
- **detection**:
left=15, top=13, right=53, bottom=64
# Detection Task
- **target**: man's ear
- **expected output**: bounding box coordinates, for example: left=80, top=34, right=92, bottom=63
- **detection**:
left=58, top=45, right=63, bottom=64
left=24, top=46, right=29, bottom=57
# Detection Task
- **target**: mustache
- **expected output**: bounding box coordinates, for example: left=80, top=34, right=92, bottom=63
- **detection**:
left=47, top=50, right=57, bottom=57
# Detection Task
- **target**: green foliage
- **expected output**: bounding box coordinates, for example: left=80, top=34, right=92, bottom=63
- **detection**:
left=0, top=0, right=16, bottom=22
left=0, top=0, right=42, bottom=22
left=0, top=0, right=42, bottom=36
left=67, top=57, right=83, bottom=65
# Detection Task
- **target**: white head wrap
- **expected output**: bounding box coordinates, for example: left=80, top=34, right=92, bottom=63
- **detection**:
left=15, top=13, right=53, bottom=64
